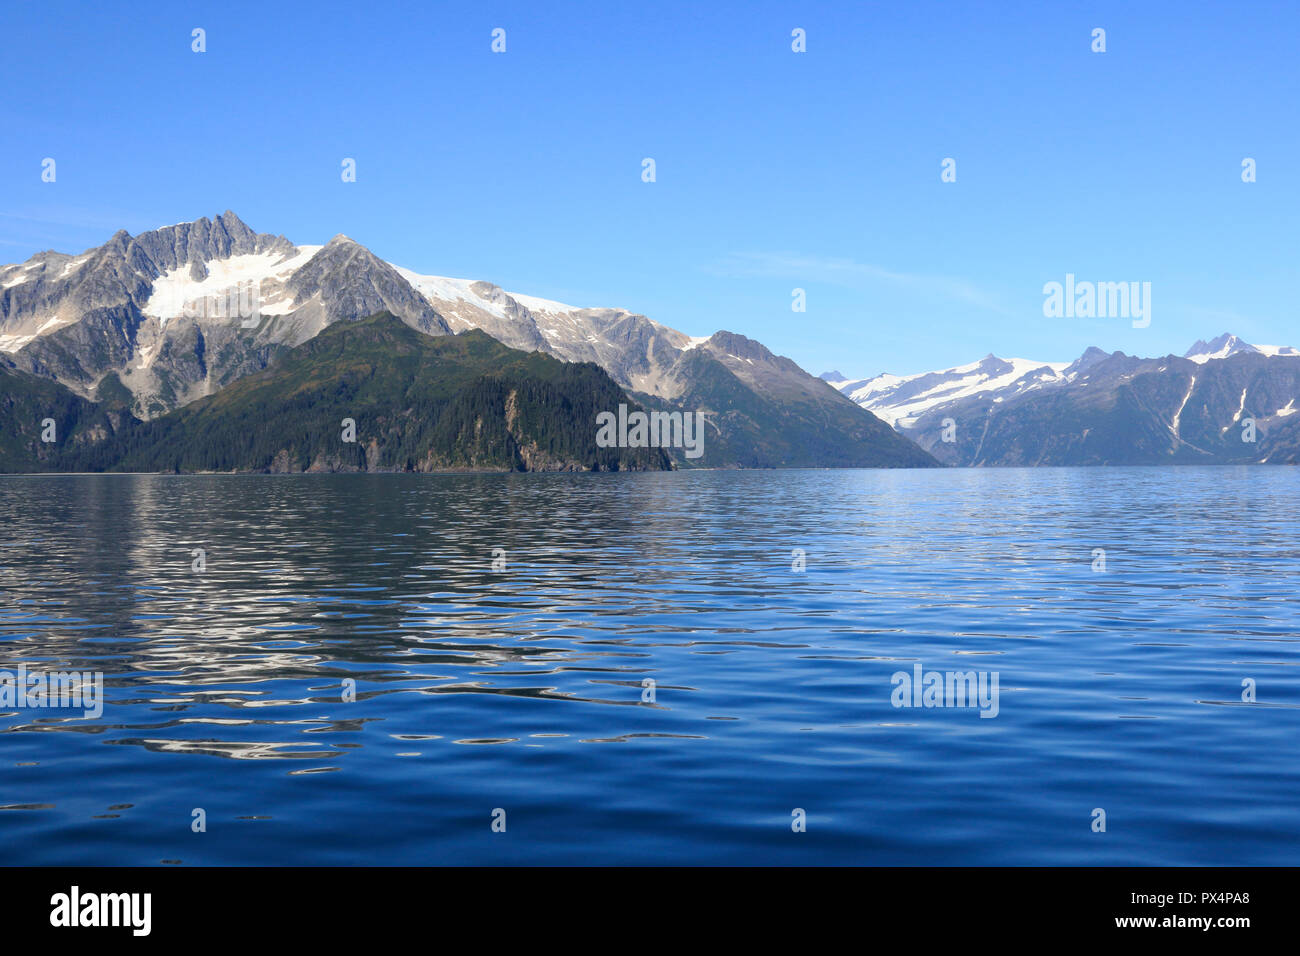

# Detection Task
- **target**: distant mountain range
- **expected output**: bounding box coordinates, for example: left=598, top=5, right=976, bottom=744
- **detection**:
left=0, top=212, right=932, bottom=472
left=826, top=334, right=1300, bottom=465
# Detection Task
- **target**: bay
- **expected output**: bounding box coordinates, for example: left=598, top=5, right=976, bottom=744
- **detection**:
left=0, top=468, right=1296, bottom=865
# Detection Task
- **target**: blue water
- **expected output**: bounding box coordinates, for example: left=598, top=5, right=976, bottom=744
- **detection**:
left=1, top=469, right=1296, bottom=865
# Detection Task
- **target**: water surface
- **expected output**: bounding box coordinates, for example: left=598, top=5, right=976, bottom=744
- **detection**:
left=1, top=469, right=1296, bottom=864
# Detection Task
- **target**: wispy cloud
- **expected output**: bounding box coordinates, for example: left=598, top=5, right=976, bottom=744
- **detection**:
left=706, top=251, right=1015, bottom=316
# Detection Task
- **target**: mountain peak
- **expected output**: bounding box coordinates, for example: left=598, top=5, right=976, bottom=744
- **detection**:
left=703, top=330, right=773, bottom=362
left=1064, top=345, right=1111, bottom=376
left=1185, top=333, right=1256, bottom=364
left=973, top=354, right=1013, bottom=375
left=1187, top=332, right=1240, bottom=351
left=213, top=210, right=253, bottom=236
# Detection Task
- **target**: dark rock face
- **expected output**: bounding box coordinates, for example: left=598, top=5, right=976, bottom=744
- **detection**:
left=283, top=236, right=450, bottom=336
left=126, top=211, right=296, bottom=276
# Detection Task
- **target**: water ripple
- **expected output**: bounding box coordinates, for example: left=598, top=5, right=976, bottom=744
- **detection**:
left=0, top=469, right=1297, bottom=864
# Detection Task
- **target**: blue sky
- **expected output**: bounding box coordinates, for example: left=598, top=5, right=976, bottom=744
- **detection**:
left=2, top=0, right=1297, bottom=377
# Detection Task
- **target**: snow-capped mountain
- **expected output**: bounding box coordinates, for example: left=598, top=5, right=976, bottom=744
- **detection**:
left=391, top=264, right=863, bottom=434
left=1183, top=333, right=1300, bottom=363
left=390, top=264, right=698, bottom=398
left=0, top=214, right=451, bottom=415
left=0, top=212, right=825, bottom=413
left=830, top=335, right=1299, bottom=432
left=826, top=355, right=1075, bottom=429
left=827, top=336, right=1300, bottom=466
left=0, top=213, right=933, bottom=469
